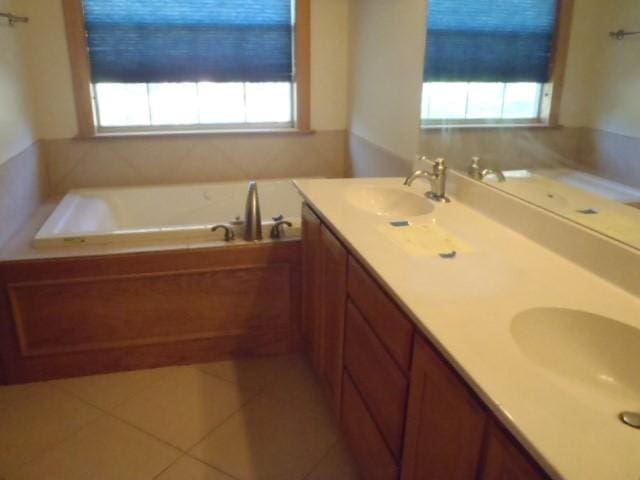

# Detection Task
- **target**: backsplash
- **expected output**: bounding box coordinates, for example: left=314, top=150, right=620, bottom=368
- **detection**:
left=43, top=130, right=346, bottom=195
left=420, top=126, right=640, bottom=188
left=348, top=133, right=411, bottom=178
left=420, top=126, right=582, bottom=172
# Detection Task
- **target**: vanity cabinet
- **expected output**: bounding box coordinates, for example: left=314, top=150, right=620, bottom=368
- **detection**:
left=401, top=335, right=486, bottom=480
left=301, top=203, right=322, bottom=368
left=479, top=421, right=548, bottom=480
left=340, top=256, right=414, bottom=478
left=317, top=224, right=348, bottom=414
left=301, top=203, right=347, bottom=415
left=301, top=203, right=549, bottom=480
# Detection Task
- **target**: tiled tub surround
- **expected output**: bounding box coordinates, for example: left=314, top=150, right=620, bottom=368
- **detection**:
left=42, top=130, right=347, bottom=195
left=347, top=132, right=412, bottom=178
left=0, top=143, right=48, bottom=248
left=0, top=354, right=359, bottom=480
left=294, top=177, right=640, bottom=479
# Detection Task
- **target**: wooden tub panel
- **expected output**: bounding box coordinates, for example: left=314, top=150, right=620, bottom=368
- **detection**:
left=0, top=241, right=301, bottom=383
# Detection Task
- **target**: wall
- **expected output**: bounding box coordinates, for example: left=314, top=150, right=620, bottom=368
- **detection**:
left=347, top=0, right=427, bottom=177
left=543, top=0, right=640, bottom=186
left=0, top=0, right=35, bottom=163
left=0, top=0, right=47, bottom=247
left=15, top=0, right=349, bottom=193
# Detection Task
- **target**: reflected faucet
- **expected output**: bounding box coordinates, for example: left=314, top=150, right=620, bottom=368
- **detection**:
left=243, top=181, right=262, bottom=241
left=468, top=156, right=506, bottom=182
left=404, top=157, right=450, bottom=202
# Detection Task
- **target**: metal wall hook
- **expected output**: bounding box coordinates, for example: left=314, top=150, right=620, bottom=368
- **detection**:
left=609, top=29, right=640, bottom=40
left=0, top=12, right=29, bottom=27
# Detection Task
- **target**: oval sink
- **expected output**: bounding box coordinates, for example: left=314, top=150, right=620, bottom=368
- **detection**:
left=511, top=308, right=640, bottom=401
left=347, top=186, right=434, bottom=217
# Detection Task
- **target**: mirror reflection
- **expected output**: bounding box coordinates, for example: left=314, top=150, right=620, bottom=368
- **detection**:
left=420, top=0, right=640, bottom=250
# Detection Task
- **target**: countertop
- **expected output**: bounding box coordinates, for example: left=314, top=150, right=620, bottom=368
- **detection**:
left=294, top=177, right=640, bottom=480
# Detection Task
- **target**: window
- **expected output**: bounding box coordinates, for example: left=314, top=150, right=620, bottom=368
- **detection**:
left=422, top=0, right=572, bottom=126
left=63, top=0, right=310, bottom=136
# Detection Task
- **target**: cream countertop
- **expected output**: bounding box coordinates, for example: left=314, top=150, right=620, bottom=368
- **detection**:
left=294, top=177, right=640, bottom=480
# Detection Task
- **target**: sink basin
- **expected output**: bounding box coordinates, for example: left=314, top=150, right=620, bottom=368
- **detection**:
left=511, top=308, right=640, bottom=401
left=347, top=186, right=433, bottom=217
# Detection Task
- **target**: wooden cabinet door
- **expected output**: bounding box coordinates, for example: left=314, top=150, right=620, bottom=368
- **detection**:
left=479, top=422, right=548, bottom=480
left=318, top=224, right=348, bottom=415
left=401, top=336, right=487, bottom=480
left=301, top=203, right=323, bottom=372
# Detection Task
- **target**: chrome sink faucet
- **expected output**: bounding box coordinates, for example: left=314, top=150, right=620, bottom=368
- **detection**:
left=403, top=157, right=450, bottom=203
left=468, top=156, right=506, bottom=182
left=243, top=181, right=262, bottom=241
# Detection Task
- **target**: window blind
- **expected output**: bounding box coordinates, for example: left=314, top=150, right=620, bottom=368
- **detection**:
left=425, top=0, right=558, bottom=83
left=83, top=0, right=293, bottom=84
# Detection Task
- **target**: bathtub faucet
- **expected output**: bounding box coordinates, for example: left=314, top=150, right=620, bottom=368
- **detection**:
left=243, top=181, right=262, bottom=241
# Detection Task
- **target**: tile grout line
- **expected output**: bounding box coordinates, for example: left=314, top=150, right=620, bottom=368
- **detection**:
left=9, top=409, right=106, bottom=476
left=184, top=386, right=266, bottom=452
left=300, top=438, right=340, bottom=480
left=49, top=366, right=265, bottom=456
left=183, top=391, right=276, bottom=475
left=45, top=381, right=187, bottom=454
left=183, top=454, right=243, bottom=480
left=150, top=453, right=186, bottom=480
left=181, top=381, right=264, bottom=452
left=48, top=366, right=178, bottom=412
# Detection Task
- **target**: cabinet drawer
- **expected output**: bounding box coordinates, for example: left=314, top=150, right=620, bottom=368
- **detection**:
left=344, top=300, right=408, bottom=460
left=347, top=257, right=413, bottom=372
left=342, top=371, right=399, bottom=480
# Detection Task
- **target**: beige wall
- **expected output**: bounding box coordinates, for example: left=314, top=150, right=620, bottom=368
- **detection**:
left=584, top=0, right=640, bottom=138
left=348, top=0, right=427, bottom=173
left=0, top=0, right=36, bottom=164
left=559, top=0, right=640, bottom=138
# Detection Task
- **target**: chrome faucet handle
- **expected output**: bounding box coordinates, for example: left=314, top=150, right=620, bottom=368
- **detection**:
left=211, top=224, right=235, bottom=242
left=270, top=220, right=292, bottom=239
left=482, top=168, right=506, bottom=183
left=468, top=156, right=506, bottom=183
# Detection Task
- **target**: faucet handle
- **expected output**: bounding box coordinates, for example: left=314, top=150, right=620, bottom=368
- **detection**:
left=270, top=220, right=292, bottom=239
left=211, top=224, right=235, bottom=242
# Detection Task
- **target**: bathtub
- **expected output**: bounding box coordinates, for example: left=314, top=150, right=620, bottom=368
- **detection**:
left=33, top=179, right=302, bottom=248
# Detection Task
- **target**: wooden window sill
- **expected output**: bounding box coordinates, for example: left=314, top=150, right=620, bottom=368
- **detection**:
left=78, top=127, right=316, bottom=140
left=421, top=122, right=562, bottom=131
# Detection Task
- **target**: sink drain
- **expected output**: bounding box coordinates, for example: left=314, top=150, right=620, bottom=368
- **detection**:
left=619, top=411, right=640, bottom=429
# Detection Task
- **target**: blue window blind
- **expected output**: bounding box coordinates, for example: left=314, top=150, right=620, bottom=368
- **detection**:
left=425, top=0, right=558, bottom=83
left=83, top=0, right=293, bottom=84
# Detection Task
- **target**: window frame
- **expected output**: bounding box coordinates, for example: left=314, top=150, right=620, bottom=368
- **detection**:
left=62, top=0, right=311, bottom=138
left=421, top=0, right=574, bottom=129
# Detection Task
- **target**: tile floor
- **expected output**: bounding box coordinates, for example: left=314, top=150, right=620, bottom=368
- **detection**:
left=0, top=355, right=361, bottom=480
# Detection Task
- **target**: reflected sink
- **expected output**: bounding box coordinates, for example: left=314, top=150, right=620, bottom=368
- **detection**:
left=511, top=308, right=640, bottom=400
left=347, top=186, right=434, bottom=217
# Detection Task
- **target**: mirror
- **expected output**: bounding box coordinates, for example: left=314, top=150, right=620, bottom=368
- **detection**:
left=419, top=0, right=640, bottom=250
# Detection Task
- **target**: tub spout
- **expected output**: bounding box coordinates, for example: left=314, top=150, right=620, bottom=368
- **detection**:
left=243, top=181, right=262, bottom=241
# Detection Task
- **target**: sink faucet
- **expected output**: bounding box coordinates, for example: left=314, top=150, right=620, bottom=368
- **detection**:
left=243, top=181, right=262, bottom=241
left=468, top=156, right=506, bottom=182
left=403, top=157, right=450, bottom=202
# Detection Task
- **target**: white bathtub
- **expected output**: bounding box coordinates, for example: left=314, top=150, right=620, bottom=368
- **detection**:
left=34, top=180, right=302, bottom=248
